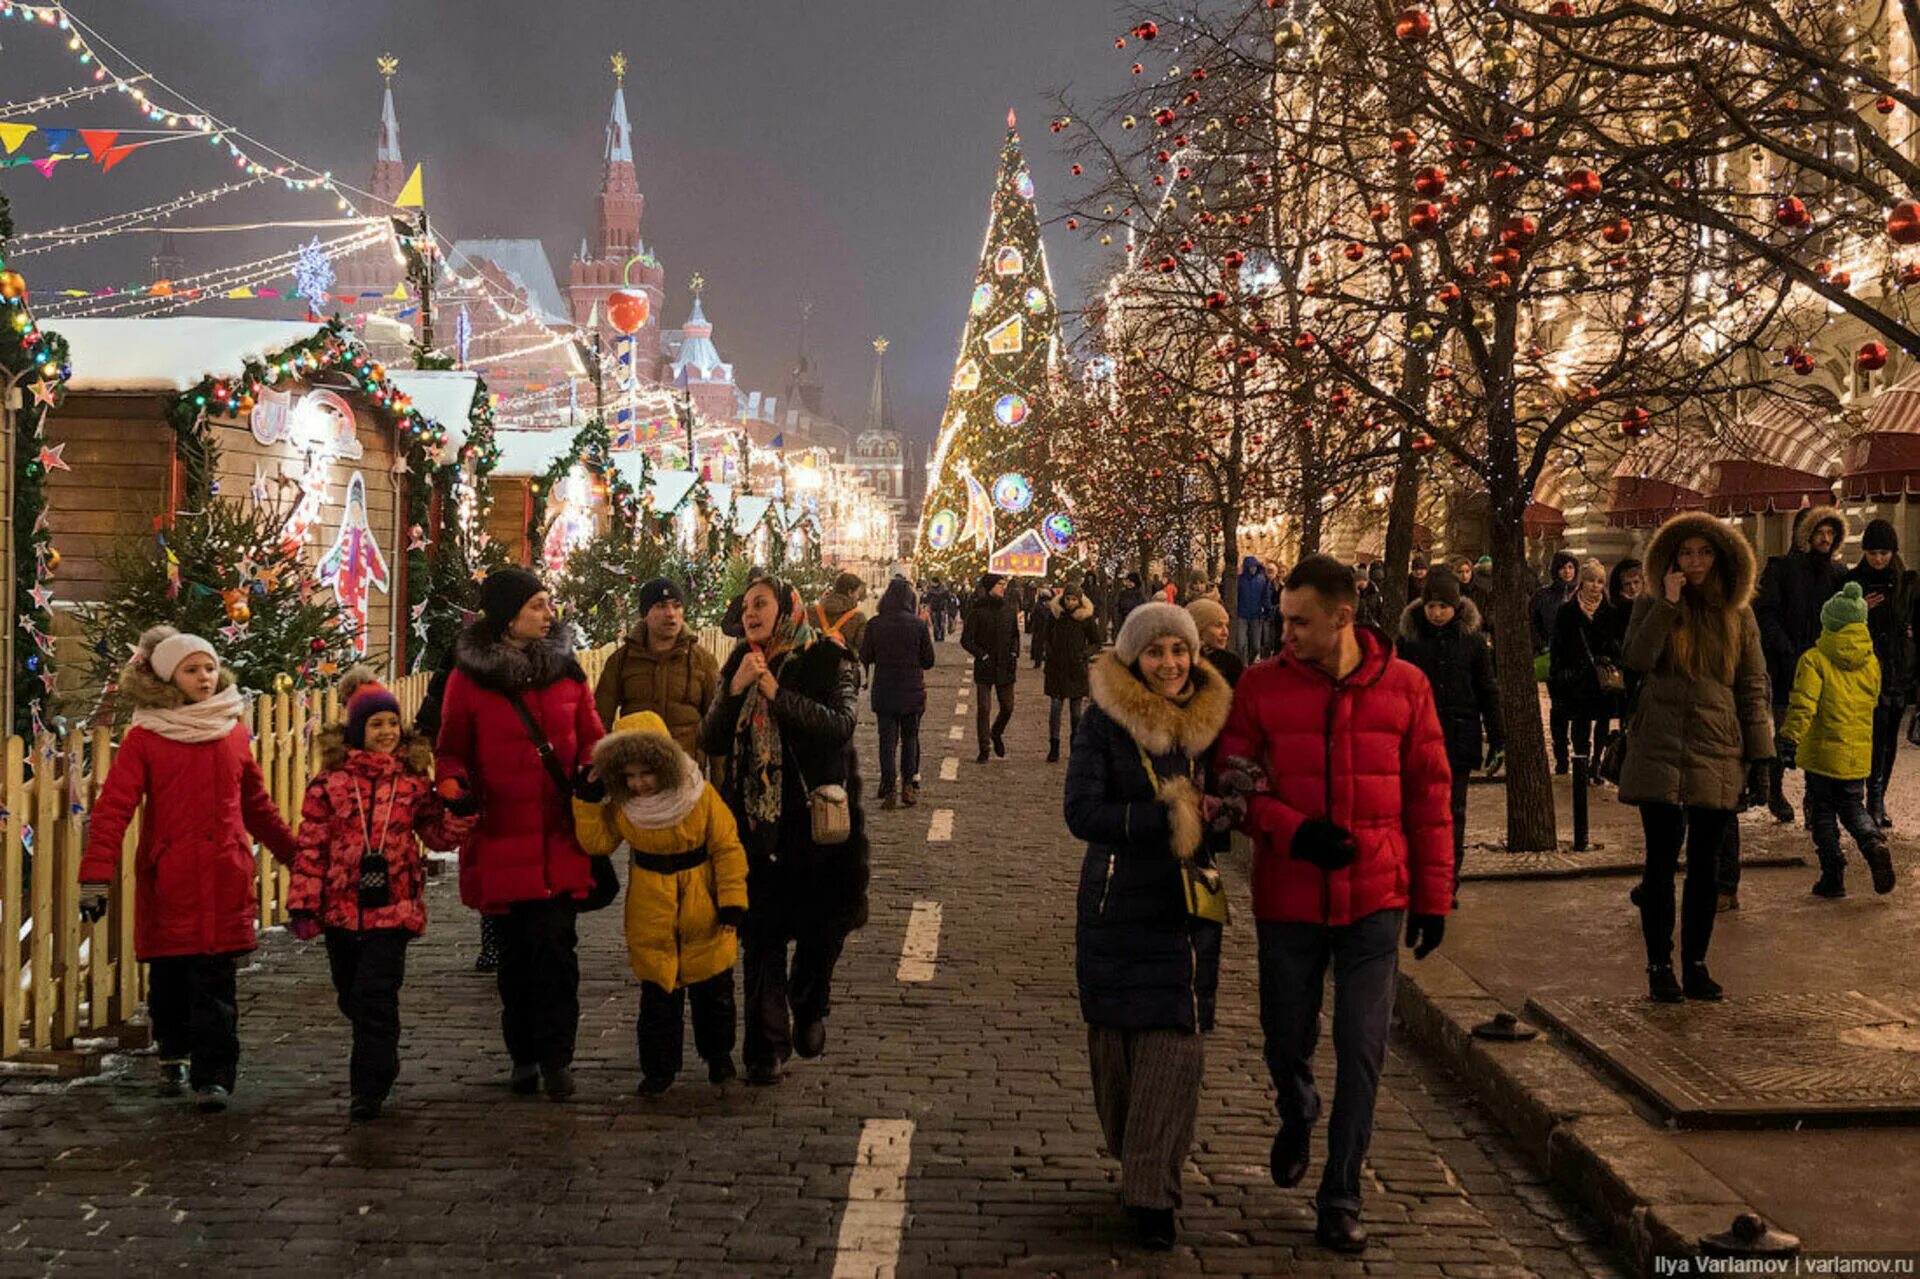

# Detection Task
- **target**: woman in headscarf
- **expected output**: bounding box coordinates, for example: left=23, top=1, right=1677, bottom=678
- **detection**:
left=700, top=577, right=870, bottom=1086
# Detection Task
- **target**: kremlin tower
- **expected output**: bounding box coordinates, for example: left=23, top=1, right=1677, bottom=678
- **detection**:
left=569, top=53, right=666, bottom=376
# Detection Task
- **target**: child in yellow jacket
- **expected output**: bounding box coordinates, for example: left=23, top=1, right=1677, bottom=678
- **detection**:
left=1779, top=583, right=1895, bottom=896
left=574, top=711, right=748, bottom=1093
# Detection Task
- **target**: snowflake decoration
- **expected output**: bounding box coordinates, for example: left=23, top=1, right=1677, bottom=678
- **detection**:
left=292, top=235, right=335, bottom=305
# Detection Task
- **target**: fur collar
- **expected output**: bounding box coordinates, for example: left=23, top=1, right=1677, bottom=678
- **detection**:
left=1397, top=596, right=1482, bottom=641
left=1088, top=650, right=1231, bottom=757
left=453, top=622, right=584, bottom=694
left=1645, top=511, right=1758, bottom=610
left=1793, top=504, right=1848, bottom=555
left=592, top=727, right=692, bottom=806
left=316, top=724, right=434, bottom=774
left=1048, top=593, right=1094, bottom=621
left=118, top=659, right=237, bottom=712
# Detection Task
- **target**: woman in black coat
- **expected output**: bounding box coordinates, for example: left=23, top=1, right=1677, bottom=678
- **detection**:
left=859, top=577, right=935, bottom=808
left=1849, top=520, right=1916, bottom=826
left=1065, top=603, right=1230, bottom=1253
left=1396, top=571, right=1501, bottom=884
left=1041, top=586, right=1100, bottom=761
left=1548, top=559, right=1620, bottom=783
left=699, top=577, right=869, bottom=1087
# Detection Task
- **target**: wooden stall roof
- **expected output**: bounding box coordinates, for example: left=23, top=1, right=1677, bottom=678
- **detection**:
left=53, top=318, right=327, bottom=392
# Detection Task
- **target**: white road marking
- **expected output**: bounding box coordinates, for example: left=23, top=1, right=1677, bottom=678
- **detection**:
left=895, top=901, right=942, bottom=982
left=927, top=809, right=954, bottom=842
left=831, top=1119, right=916, bottom=1279
left=939, top=757, right=958, bottom=782
left=953, top=700, right=966, bottom=716
left=947, top=725, right=963, bottom=741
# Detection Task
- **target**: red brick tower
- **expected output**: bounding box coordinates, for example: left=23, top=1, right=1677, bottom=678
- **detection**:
left=335, top=55, right=408, bottom=303
left=569, top=52, right=666, bottom=376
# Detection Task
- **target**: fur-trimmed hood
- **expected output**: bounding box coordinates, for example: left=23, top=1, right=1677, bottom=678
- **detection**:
left=1087, top=649, right=1232, bottom=757
left=1644, top=511, right=1758, bottom=609
left=453, top=621, right=585, bottom=694
left=1397, top=595, right=1482, bottom=641
left=117, top=658, right=237, bottom=711
left=591, top=713, right=696, bottom=806
left=315, top=724, right=434, bottom=774
left=1048, top=592, right=1095, bottom=622
left=1793, top=503, right=1848, bottom=555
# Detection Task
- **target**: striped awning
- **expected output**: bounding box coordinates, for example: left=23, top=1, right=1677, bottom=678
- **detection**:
left=1608, top=437, right=1714, bottom=529
left=1845, top=374, right=1920, bottom=500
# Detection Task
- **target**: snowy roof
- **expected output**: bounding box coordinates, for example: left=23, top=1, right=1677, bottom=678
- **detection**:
left=705, top=481, right=734, bottom=511
left=55, top=318, right=332, bottom=392
left=733, top=495, right=772, bottom=534
left=388, top=370, right=480, bottom=451
left=378, top=84, right=401, bottom=164
left=606, top=85, right=634, bottom=166
left=650, top=469, right=700, bottom=513
left=671, top=295, right=733, bottom=384
left=490, top=427, right=576, bottom=476
left=449, top=239, right=570, bottom=325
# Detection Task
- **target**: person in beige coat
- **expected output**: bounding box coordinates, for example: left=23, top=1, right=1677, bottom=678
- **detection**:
left=1619, top=513, right=1773, bottom=1005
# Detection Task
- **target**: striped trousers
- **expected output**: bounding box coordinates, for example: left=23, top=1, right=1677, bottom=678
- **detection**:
left=1087, top=1026, right=1206, bottom=1211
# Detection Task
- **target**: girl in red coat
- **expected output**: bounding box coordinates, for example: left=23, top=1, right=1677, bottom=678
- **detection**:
left=434, top=568, right=605, bottom=1101
left=288, top=674, right=478, bottom=1121
left=78, top=627, right=297, bottom=1111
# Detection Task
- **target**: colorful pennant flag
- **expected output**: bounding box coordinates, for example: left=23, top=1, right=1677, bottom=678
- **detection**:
left=78, top=129, right=118, bottom=160
left=0, top=123, right=33, bottom=155
left=393, top=162, right=424, bottom=208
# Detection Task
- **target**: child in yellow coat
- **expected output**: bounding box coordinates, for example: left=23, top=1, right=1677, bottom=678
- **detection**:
left=574, top=711, right=749, bottom=1093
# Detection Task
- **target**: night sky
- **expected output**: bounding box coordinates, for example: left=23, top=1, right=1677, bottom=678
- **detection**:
left=1, top=0, right=1132, bottom=441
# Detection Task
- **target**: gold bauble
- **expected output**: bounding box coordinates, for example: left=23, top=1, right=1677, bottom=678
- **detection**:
left=1656, top=118, right=1688, bottom=144
left=1482, top=43, right=1520, bottom=79
left=1408, top=321, right=1434, bottom=344
left=1273, top=19, right=1306, bottom=48
left=44, top=547, right=60, bottom=574
left=273, top=673, right=295, bottom=693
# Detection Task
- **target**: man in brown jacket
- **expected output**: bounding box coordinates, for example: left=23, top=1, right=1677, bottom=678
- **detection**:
left=808, top=572, right=870, bottom=654
left=594, top=577, right=719, bottom=760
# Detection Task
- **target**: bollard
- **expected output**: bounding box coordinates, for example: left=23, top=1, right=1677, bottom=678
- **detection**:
left=1571, top=755, right=1589, bottom=850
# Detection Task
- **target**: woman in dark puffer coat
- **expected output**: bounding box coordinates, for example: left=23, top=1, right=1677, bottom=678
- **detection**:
left=1066, top=603, right=1231, bottom=1253
left=1042, top=584, right=1101, bottom=761
left=701, top=577, right=870, bottom=1087
left=859, top=577, right=936, bottom=807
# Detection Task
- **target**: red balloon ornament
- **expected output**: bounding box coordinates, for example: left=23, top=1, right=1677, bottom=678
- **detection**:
left=607, top=289, right=651, bottom=335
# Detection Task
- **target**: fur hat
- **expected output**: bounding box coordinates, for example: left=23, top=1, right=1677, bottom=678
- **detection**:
left=147, top=628, right=216, bottom=682
left=1822, top=581, right=1868, bottom=632
left=591, top=711, right=692, bottom=805
left=1114, top=601, right=1201, bottom=665
left=1863, top=518, right=1899, bottom=554
left=1185, top=597, right=1229, bottom=632
left=1423, top=569, right=1462, bottom=608
left=479, top=567, right=547, bottom=634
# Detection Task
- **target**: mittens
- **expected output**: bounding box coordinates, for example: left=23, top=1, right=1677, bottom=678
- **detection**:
left=573, top=764, right=607, bottom=804
left=1290, top=817, right=1356, bottom=871
left=715, top=905, right=748, bottom=931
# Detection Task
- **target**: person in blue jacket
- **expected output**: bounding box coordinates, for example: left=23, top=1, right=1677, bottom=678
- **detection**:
left=1233, top=555, right=1275, bottom=662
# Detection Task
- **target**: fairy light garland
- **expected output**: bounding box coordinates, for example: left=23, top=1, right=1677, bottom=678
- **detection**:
left=6, top=177, right=269, bottom=253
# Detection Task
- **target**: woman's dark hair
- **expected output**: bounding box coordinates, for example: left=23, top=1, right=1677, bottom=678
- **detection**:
left=1284, top=554, right=1359, bottom=607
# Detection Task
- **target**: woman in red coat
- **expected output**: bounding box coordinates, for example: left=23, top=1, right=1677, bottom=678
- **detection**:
left=78, top=627, right=296, bottom=1111
left=434, top=568, right=606, bottom=1101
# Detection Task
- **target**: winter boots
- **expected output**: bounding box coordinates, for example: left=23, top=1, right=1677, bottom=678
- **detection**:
left=1682, top=961, right=1724, bottom=1001
left=1869, top=783, right=1893, bottom=830
left=1647, top=963, right=1684, bottom=1004
left=1811, top=868, right=1847, bottom=898
left=156, top=1058, right=187, bottom=1098
left=1863, top=838, right=1897, bottom=895
left=901, top=782, right=919, bottom=807
left=879, top=786, right=897, bottom=811
left=1047, top=739, right=1060, bottom=763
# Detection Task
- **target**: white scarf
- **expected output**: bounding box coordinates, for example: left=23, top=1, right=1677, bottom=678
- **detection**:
left=620, top=754, right=705, bottom=831
left=131, top=685, right=247, bottom=744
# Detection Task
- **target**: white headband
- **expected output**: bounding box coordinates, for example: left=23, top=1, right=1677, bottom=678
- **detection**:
left=149, top=633, right=217, bottom=682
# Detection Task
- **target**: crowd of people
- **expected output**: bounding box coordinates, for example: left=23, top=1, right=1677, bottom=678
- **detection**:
left=67, top=503, right=1912, bottom=1258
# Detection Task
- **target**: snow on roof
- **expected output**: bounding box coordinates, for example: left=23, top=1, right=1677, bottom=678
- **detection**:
left=55, top=318, right=331, bottom=392
left=388, top=370, right=480, bottom=451
left=705, top=481, right=734, bottom=512
left=449, top=238, right=570, bottom=325
left=733, top=495, right=772, bottom=534
left=490, top=427, right=576, bottom=476
left=650, top=469, right=699, bottom=513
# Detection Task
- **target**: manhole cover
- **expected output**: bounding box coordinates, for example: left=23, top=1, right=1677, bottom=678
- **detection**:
left=1527, top=991, right=1920, bottom=1126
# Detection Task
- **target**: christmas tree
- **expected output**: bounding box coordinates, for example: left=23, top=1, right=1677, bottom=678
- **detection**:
left=916, top=112, right=1065, bottom=581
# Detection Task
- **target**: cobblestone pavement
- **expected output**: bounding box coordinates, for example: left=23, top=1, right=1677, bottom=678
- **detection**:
left=0, top=642, right=1623, bottom=1277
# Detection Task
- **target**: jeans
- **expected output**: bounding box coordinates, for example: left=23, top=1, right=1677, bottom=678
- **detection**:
left=1637, top=803, right=1732, bottom=967
left=638, top=971, right=736, bottom=1082
left=875, top=711, right=921, bottom=793
left=324, top=928, right=410, bottom=1100
left=1231, top=617, right=1260, bottom=663
left=1869, top=702, right=1902, bottom=809
left=1805, top=772, right=1880, bottom=874
left=975, top=682, right=1015, bottom=752
left=147, top=953, right=240, bottom=1092
left=495, top=897, right=581, bottom=1070
left=1048, top=696, right=1084, bottom=744
left=742, top=916, right=846, bottom=1071
left=932, top=611, right=947, bottom=642
left=1257, top=910, right=1403, bottom=1215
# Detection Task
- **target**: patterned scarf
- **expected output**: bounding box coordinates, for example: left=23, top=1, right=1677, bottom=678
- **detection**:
left=733, top=617, right=816, bottom=831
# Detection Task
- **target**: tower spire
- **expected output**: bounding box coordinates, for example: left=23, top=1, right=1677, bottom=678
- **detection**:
left=866, top=336, right=895, bottom=432
left=605, top=52, right=634, bottom=166
left=370, top=54, right=404, bottom=203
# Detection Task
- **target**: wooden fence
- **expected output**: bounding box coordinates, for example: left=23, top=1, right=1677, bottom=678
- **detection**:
left=0, top=639, right=641, bottom=1067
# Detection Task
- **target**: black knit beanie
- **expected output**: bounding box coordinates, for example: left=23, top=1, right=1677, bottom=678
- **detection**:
left=1423, top=569, right=1463, bottom=608
left=480, top=567, right=547, bottom=634
left=1863, top=519, right=1899, bottom=554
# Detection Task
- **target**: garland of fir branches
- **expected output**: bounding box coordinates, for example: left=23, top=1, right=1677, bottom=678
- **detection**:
left=416, top=379, right=502, bottom=670
left=525, top=416, right=642, bottom=554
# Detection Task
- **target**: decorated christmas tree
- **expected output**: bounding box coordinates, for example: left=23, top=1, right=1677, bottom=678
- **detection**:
left=916, top=112, right=1066, bottom=582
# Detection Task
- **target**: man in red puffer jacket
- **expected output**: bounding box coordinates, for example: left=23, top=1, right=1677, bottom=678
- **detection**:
left=1216, top=554, right=1453, bottom=1256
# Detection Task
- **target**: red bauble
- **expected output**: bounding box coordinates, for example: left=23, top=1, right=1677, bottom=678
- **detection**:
left=1343, top=241, right=1366, bottom=262
left=1409, top=202, right=1442, bottom=236
left=1500, top=215, right=1537, bottom=247
left=1877, top=95, right=1897, bottom=115
left=1388, top=242, right=1413, bottom=265
left=1412, top=165, right=1448, bottom=197
left=1791, top=353, right=1816, bottom=375
left=1485, top=270, right=1513, bottom=292
left=1389, top=129, right=1419, bottom=157
left=1887, top=201, right=1920, bottom=245
left=1394, top=7, right=1433, bottom=40
left=1564, top=169, right=1603, bottom=201
left=1775, top=196, right=1809, bottom=228
left=1132, top=21, right=1159, bottom=40
left=1548, top=0, right=1576, bottom=14
left=1858, top=341, right=1890, bottom=371
left=1619, top=408, right=1651, bottom=437
left=1436, top=282, right=1464, bottom=306
left=607, top=289, right=651, bottom=335
left=1600, top=216, right=1633, bottom=245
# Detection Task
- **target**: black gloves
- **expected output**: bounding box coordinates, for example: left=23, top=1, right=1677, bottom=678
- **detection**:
left=1208, top=792, right=1248, bottom=835
left=573, top=764, right=607, bottom=804
left=1405, top=913, right=1445, bottom=960
left=1773, top=737, right=1797, bottom=771
left=715, top=905, right=747, bottom=931
left=1290, top=818, right=1356, bottom=871
left=78, top=883, right=110, bottom=923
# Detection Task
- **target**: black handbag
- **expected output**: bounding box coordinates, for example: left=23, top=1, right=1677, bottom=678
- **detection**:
left=503, top=689, right=620, bottom=912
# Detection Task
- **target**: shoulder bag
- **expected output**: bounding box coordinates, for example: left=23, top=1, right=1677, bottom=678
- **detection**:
left=1134, top=742, right=1228, bottom=925
left=502, top=688, right=620, bottom=912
